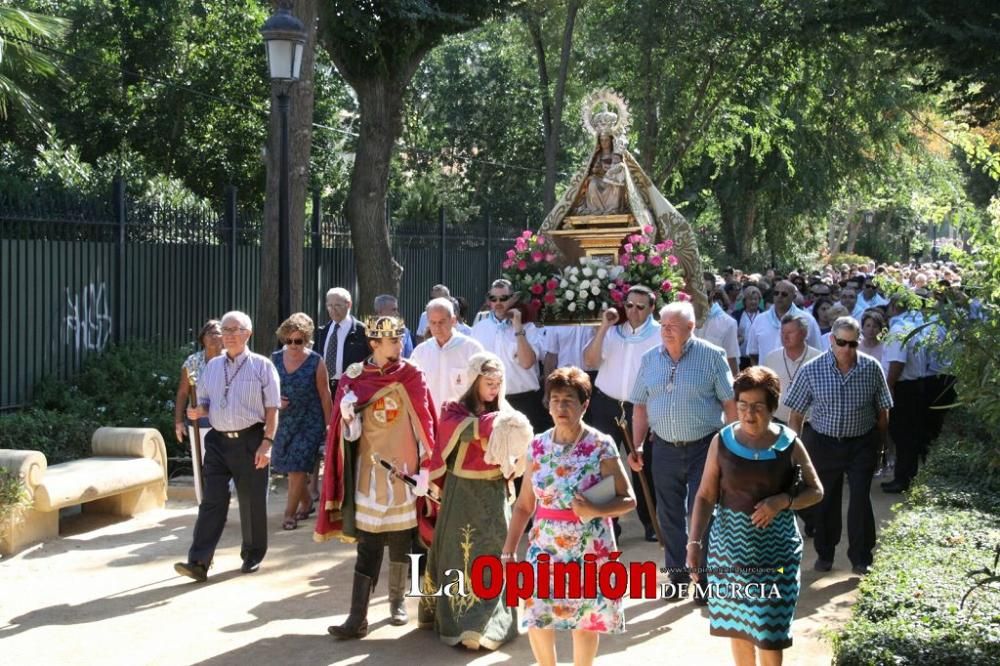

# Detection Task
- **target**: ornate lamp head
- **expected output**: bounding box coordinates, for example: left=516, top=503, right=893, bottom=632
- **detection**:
left=364, top=315, right=406, bottom=339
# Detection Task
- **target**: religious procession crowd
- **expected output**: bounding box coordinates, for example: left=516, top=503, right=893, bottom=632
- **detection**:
left=168, top=257, right=965, bottom=666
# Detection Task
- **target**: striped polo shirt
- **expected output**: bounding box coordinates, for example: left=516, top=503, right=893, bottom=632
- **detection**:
left=197, top=348, right=281, bottom=431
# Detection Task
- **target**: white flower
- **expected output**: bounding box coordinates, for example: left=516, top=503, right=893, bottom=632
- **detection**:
left=578, top=289, right=588, bottom=300
left=597, top=268, right=608, bottom=279
left=578, top=257, right=588, bottom=265
left=591, top=285, right=601, bottom=295
left=610, top=266, right=625, bottom=278
left=560, top=279, right=569, bottom=288
left=579, top=279, right=591, bottom=289
left=565, top=291, right=575, bottom=301
left=588, top=300, right=596, bottom=310
left=602, top=301, right=609, bottom=309
left=570, top=275, right=579, bottom=283
left=568, top=302, right=577, bottom=312
left=582, top=267, right=594, bottom=277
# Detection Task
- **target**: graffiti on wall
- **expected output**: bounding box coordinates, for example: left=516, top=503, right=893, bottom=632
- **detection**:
left=65, top=281, right=113, bottom=352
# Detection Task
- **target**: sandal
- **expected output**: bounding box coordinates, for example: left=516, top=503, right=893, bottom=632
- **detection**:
left=294, top=502, right=315, bottom=521
left=282, top=517, right=298, bottom=531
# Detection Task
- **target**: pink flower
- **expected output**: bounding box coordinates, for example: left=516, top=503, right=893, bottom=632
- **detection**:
left=667, top=255, right=678, bottom=266
left=654, top=242, right=667, bottom=252
left=543, top=291, right=556, bottom=304
left=615, top=278, right=626, bottom=287
left=546, top=278, right=559, bottom=290
left=635, top=254, right=646, bottom=264
left=530, top=298, right=542, bottom=311
left=502, top=259, right=513, bottom=269
left=629, top=234, right=642, bottom=244
left=664, top=239, right=674, bottom=250
left=619, top=253, right=631, bottom=266
left=643, top=224, right=654, bottom=234
left=677, top=291, right=691, bottom=302
left=661, top=280, right=673, bottom=292
left=531, top=251, right=544, bottom=262
left=623, top=243, right=633, bottom=253
left=610, top=290, right=624, bottom=303
left=521, top=230, right=533, bottom=239
left=517, top=260, right=528, bottom=271
left=650, top=255, right=663, bottom=267
left=545, top=252, right=557, bottom=262
left=515, top=238, right=527, bottom=251
left=530, top=283, right=544, bottom=295
left=536, top=235, right=546, bottom=245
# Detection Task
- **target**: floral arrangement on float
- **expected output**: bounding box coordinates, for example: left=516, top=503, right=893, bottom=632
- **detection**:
left=501, top=226, right=687, bottom=323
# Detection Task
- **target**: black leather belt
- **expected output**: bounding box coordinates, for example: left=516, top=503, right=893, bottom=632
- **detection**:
left=216, top=423, right=264, bottom=439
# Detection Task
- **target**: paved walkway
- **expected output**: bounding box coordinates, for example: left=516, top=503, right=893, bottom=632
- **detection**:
left=0, top=480, right=898, bottom=665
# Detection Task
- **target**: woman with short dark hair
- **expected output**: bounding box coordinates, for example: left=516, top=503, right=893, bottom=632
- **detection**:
left=687, top=366, right=824, bottom=665
left=502, top=367, right=636, bottom=666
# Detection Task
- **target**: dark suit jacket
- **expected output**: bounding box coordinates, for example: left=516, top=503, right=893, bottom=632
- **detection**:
left=315, top=317, right=368, bottom=382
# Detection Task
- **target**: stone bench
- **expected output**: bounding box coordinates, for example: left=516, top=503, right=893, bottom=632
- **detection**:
left=0, top=427, right=167, bottom=556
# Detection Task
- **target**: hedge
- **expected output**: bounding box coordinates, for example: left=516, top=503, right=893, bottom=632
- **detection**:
left=833, top=420, right=1000, bottom=665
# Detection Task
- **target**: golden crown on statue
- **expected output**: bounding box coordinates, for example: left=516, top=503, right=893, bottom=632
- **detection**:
left=364, top=315, right=406, bottom=339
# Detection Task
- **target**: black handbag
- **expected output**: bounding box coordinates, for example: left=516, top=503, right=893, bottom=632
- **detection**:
left=785, top=463, right=804, bottom=499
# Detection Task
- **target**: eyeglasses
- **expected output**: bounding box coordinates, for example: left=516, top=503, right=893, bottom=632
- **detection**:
left=624, top=302, right=648, bottom=310
left=488, top=294, right=512, bottom=303
left=736, top=401, right=770, bottom=414
left=834, top=338, right=859, bottom=348
left=221, top=327, right=247, bottom=335
left=286, top=338, right=306, bottom=346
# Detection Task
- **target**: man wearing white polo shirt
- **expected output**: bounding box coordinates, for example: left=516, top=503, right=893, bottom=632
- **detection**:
left=747, top=280, right=822, bottom=363
left=471, top=279, right=548, bottom=431
left=583, top=285, right=661, bottom=541
left=410, top=297, right=484, bottom=411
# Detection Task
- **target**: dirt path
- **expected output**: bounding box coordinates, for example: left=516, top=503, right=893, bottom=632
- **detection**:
left=0, top=480, right=897, bottom=665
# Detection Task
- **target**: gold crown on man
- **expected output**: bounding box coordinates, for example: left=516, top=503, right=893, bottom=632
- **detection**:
left=364, top=315, right=406, bottom=339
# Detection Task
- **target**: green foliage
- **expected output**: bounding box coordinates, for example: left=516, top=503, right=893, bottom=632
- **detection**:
left=0, top=467, right=33, bottom=531
left=833, top=416, right=1000, bottom=665
left=827, top=253, right=874, bottom=268
left=0, top=6, right=69, bottom=122
left=1, top=341, right=188, bottom=462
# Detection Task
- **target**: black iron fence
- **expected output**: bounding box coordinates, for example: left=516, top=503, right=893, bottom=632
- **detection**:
left=0, top=181, right=525, bottom=409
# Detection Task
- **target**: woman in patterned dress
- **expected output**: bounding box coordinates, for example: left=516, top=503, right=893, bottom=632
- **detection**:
left=687, top=366, right=823, bottom=665
left=272, top=313, right=332, bottom=530
left=502, top=367, right=636, bottom=666
left=173, top=320, right=223, bottom=446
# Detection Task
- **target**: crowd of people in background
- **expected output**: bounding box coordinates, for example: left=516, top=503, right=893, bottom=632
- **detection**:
left=167, top=255, right=965, bottom=666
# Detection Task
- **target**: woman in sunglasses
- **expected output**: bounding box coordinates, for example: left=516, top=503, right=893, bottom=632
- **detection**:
left=272, top=313, right=333, bottom=530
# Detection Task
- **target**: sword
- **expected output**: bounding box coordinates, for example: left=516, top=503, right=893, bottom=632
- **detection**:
left=616, top=402, right=665, bottom=547
left=187, top=373, right=205, bottom=504
left=371, top=453, right=441, bottom=505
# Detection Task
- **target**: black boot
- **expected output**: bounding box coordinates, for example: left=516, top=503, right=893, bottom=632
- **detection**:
left=388, top=561, right=409, bottom=626
left=329, top=571, right=373, bottom=639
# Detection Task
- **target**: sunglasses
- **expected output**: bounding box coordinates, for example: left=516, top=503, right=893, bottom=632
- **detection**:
left=834, top=338, right=859, bottom=348
left=624, top=302, right=648, bottom=310
left=286, top=338, right=306, bottom=346
left=488, top=294, right=512, bottom=303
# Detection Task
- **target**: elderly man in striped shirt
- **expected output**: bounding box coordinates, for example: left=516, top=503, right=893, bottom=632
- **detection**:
left=175, top=310, right=281, bottom=582
left=784, top=316, right=892, bottom=576
left=628, top=300, right=737, bottom=600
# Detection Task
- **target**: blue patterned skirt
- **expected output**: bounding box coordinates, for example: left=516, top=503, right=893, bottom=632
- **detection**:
left=706, top=505, right=802, bottom=650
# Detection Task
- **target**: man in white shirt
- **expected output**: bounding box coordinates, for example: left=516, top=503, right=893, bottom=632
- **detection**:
left=764, top=314, right=821, bottom=425
left=415, top=284, right=450, bottom=342
left=695, top=293, right=740, bottom=375
left=542, top=325, right=596, bottom=377
left=471, top=278, right=548, bottom=431
left=410, top=297, right=484, bottom=411
left=747, top=280, right=822, bottom=363
left=583, top=285, right=661, bottom=541
left=856, top=279, right=889, bottom=312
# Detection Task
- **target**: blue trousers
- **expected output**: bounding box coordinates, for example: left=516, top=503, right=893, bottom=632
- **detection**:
left=651, top=432, right=714, bottom=575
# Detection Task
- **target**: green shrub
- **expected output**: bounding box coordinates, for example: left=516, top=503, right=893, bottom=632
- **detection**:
left=0, top=341, right=189, bottom=462
left=827, top=252, right=874, bottom=268
left=834, top=417, right=1000, bottom=665
left=0, top=467, right=33, bottom=530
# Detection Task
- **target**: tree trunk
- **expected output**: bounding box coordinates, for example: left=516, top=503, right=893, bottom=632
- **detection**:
left=260, top=0, right=317, bottom=350
left=347, top=77, right=406, bottom=316
left=845, top=210, right=863, bottom=253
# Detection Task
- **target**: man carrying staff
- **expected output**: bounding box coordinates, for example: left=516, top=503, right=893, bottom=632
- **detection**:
left=316, top=315, right=437, bottom=639
left=174, top=311, right=281, bottom=582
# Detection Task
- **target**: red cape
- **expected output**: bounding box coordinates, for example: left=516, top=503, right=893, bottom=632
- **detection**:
left=427, top=401, right=501, bottom=481
left=313, top=358, right=437, bottom=545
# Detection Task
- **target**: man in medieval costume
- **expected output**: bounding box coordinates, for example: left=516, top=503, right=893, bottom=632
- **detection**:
left=315, top=315, right=437, bottom=639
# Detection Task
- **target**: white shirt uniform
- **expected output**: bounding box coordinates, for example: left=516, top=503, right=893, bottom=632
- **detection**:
left=857, top=292, right=889, bottom=312
left=763, top=345, right=822, bottom=423
left=471, top=314, right=545, bottom=394
left=737, top=310, right=761, bottom=357
left=409, top=332, right=484, bottom=410
left=594, top=317, right=661, bottom=402
left=746, top=305, right=822, bottom=361
left=545, top=325, right=597, bottom=370
left=696, top=304, right=740, bottom=361
left=883, top=313, right=929, bottom=381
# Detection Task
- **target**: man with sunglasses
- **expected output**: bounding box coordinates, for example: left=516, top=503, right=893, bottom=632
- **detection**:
left=471, top=279, right=548, bottom=431
left=856, top=279, right=888, bottom=312
left=583, top=285, right=662, bottom=541
left=746, top=281, right=823, bottom=365
left=784, top=316, right=892, bottom=576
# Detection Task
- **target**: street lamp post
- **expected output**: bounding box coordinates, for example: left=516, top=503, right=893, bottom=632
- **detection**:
left=262, top=2, right=305, bottom=322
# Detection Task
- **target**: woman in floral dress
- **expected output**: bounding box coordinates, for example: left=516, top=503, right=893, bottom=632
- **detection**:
left=502, top=367, right=636, bottom=666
